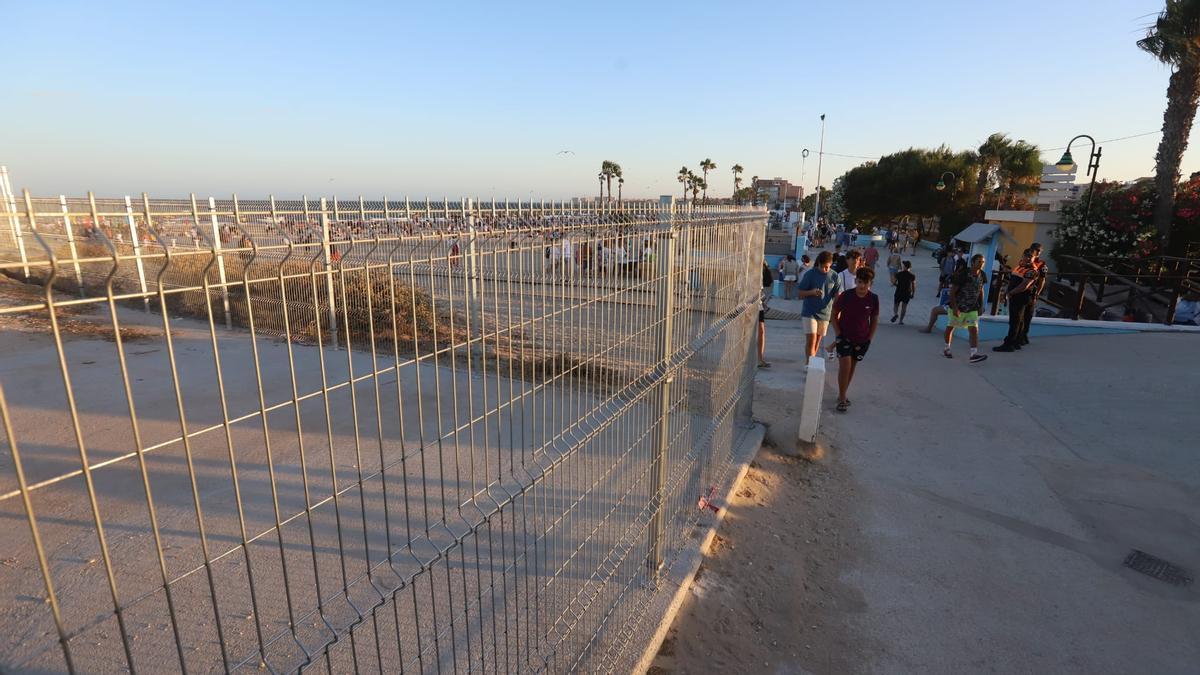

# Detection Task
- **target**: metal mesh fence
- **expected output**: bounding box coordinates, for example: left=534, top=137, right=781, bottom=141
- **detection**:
left=0, top=192, right=765, bottom=673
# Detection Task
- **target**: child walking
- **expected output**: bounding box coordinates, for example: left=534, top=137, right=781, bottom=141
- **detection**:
left=830, top=267, right=880, bottom=413
left=891, top=260, right=915, bottom=324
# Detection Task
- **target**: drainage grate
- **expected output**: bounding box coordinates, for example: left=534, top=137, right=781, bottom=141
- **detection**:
left=1123, top=549, right=1194, bottom=586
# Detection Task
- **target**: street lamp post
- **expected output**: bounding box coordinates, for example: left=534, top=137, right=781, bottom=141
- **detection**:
left=935, top=171, right=956, bottom=192
left=800, top=148, right=810, bottom=200
left=1055, top=134, right=1102, bottom=223
left=812, top=115, right=826, bottom=226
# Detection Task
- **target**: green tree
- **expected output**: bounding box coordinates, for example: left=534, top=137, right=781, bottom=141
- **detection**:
left=996, top=139, right=1043, bottom=208
left=826, top=175, right=848, bottom=223
left=974, top=132, right=1010, bottom=205
left=700, top=158, right=716, bottom=201
left=801, top=187, right=831, bottom=215
left=1137, top=0, right=1200, bottom=250
left=601, top=160, right=621, bottom=200
left=840, top=146, right=981, bottom=240
left=731, top=163, right=744, bottom=195
left=733, top=186, right=757, bottom=204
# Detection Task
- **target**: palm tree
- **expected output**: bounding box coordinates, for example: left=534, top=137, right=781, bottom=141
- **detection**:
left=689, top=171, right=703, bottom=203
left=750, top=175, right=759, bottom=205
left=699, top=158, right=716, bottom=201
left=617, top=176, right=624, bottom=202
left=732, top=164, right=744, bottom=196
left=974, top=133, right=1011, bottom=206
left=677, top=166, right=690, bottom=202
left=996, top=140, right=1043, bottom=208
left=1138, top=0, right=1200, bottom=248
left=601, top=160, right=621, bottom=200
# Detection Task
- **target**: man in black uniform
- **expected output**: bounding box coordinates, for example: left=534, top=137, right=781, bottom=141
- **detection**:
left=1017, top=242, right=1047, bottom=346
left=993, top=248, right=1036, bottom=353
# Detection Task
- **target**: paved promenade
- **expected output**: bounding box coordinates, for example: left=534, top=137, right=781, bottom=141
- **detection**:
left=654, top=247, right=1200, bottom=674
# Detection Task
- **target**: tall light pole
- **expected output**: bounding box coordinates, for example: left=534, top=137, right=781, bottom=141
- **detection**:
left=812, top=114, right=826, bottom=226
left=800, top=148, right=810, bottom=204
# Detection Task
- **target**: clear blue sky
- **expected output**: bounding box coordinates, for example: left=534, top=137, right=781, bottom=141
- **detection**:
left=3, top=0, right=1191, bottom=199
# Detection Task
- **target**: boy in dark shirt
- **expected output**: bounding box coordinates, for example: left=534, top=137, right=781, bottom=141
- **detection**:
left=891, top=260, right=916, bottom=324
left=830, top=267, right=880, bottom=413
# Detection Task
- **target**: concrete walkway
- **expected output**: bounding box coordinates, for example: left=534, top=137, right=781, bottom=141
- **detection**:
left=656, top=247, right=1200, bottom=674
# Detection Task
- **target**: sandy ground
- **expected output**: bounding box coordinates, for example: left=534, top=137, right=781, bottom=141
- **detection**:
left=651, top=248, right=1200, bottom=675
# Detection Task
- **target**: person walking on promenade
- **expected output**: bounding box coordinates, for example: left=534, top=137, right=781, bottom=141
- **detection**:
left=891, top=260, right=916, bottom=324
left=826, top=250, right=862, bottom=358
left=758, top=260, right=774, bottom=367
left=938, top=246, right=959, bottom=296
left=993, top=249, right=1037, bottom=353
left=864, top=242, right=880, bottom=273
left=943, top=253, right=989, bottom=363
left=838, top=250, right=861, bottom=294
left=779, top=254, right=801, bottom=299
left=796, top=251, right=841, bottom=360
left=1017, top=242, right=1047, bottom=346
left=830, top=267, right=880, bottom=413
left=833, top=244, right=847, bottom=273
left=886, top=244, right=902, bottom=286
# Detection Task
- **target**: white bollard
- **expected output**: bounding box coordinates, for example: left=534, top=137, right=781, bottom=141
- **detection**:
left=797, top=355, right=825, bottom=444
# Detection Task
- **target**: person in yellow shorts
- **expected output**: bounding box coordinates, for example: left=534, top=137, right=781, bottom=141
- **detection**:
left=943, top=253, right=988, bottom=364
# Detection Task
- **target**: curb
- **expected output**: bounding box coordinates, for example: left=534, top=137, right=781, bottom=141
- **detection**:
left=632, top=422, right=767, bottom=674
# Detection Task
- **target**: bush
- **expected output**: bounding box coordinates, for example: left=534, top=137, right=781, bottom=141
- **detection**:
left=1051, top=181, right=1159, bottom=263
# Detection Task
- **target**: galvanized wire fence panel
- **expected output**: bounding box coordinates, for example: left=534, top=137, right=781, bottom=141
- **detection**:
left=0, top=193, right=765, bottom=673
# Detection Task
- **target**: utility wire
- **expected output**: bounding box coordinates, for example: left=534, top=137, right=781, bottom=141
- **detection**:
left=1039, top=130, right=1161, bottom=152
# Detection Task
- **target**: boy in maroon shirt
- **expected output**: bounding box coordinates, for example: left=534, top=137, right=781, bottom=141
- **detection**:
left=830, top=267, right=880, bottom=413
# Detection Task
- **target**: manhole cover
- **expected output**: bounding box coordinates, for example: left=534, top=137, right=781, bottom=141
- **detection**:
left=1123, top=549, right=1193, bottom=586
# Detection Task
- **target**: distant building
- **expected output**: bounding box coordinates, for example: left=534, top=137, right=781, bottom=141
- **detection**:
left=752, top=177, right=802, bottom=209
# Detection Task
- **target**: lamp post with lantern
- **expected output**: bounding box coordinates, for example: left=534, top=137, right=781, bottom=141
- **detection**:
left=935, top=171, right=956, bottom=192
left=1056, top=134, right=1102, bottom=222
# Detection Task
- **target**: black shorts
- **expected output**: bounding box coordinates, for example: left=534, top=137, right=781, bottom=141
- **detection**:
left=758, top=309, right=766, bottom=322
left=834, top=336, right=870, bottom=361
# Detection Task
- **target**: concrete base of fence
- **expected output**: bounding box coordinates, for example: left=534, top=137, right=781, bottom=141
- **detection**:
left=631, top=422, right=766, bottom=675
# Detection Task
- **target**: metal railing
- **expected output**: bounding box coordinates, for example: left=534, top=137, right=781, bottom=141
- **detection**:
left=0, top=192, right=766, bottom=673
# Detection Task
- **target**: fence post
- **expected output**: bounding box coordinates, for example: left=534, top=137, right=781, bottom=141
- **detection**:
left=125, top=195, right=150, bottom=310
left=3, top=166, right=30, bottom=278
left=1165, top=285, right=1180, bottom=325
left=205, top=197, right=232, bottom=327
left=59, top=195, right=84, bottom=293
left=1073, top=274, right=1089, bottom=320
left=466, top=197, right=478, bottom=299
left=647, top=213, right=678, bottom=579
left=319, top=197, right=339, bottom=348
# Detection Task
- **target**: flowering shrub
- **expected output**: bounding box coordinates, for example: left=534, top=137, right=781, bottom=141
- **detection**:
left=1053, top=177, right=1200, bottom=261
left=1051, top=181, right=1158, bottom=261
